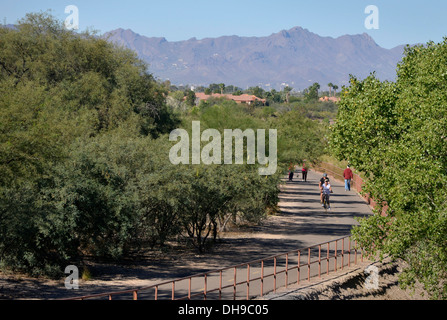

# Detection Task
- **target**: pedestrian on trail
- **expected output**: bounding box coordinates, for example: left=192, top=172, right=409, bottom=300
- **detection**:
left=301, top=163, right=308, bottom=182
left=288, top=163, right=294, bottom=181
left=319, top=173, right=330, bottom=205
left=322, top=179, right=333, bottom=210
left=343, top=165, right=353, bottom=191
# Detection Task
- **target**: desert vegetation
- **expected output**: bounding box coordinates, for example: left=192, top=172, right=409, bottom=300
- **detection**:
left=0, top=12, right=329, bottom=278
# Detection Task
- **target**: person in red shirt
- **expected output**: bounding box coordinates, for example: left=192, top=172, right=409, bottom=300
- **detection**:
left=343, top=165, right=353, bottom=191
left=301, top=163, right=308, bottom=182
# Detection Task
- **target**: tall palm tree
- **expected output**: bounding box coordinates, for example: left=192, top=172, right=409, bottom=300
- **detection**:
left=332, top=85, right=338, bottom=96
left=314, top=83, right=320, bottom=96
left=328, top=82, right=333, bottom=96
left=284, top=86, right=293, bottom=104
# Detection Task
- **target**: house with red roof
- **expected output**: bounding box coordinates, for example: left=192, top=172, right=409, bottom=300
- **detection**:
left=195, top=92, right=266, bottom=105
left=319, top=96, right=340, bottom=103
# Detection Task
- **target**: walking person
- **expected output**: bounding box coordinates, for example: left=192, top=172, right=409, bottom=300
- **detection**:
left=288, top=163, right=294, bottom=181
left=288, top=169, right=294, bottom=181
left=301, top=163, right=308, bottom=182
left=322, top=179, right=333, bottom=210
left=343, top=165, right=353, bottom=191
left=319, top=173, right=330, bottom=205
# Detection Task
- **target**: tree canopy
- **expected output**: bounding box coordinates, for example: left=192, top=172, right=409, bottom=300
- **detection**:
left=329, top=39, right=447, bottom=299
left=0, top=12, right=179, bottom=276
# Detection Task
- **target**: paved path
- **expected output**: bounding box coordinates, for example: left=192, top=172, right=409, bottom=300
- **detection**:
left=215, top=169, right=372, bottom=259
left=0, top=169, right=373, bottom=300
left=258, top=169, right=373, bottom=249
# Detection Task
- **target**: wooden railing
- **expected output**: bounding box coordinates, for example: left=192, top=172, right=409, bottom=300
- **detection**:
left=65, top=235, right=363, bottom=300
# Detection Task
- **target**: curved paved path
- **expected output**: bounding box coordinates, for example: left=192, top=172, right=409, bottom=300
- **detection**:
left=0, top=169, right=373, bottom=300
left=256, top=169, right=373, bottom=249
left=208, top=169, right=373, bottom=267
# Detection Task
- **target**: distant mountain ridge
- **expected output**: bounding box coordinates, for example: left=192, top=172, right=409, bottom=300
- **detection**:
left=104, top=26, right=407, bottom=90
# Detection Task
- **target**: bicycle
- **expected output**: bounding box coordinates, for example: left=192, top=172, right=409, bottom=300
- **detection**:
left=322, top=193, right=331, bottom=212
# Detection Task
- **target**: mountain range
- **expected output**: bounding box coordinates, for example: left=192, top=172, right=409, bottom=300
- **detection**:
left=104, top=26, right=407, bottom=90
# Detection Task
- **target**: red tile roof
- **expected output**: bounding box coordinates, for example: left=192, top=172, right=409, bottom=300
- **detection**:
left=195, top=92, right=266, bottom=104
left=319, top=96, right=340, bottom=102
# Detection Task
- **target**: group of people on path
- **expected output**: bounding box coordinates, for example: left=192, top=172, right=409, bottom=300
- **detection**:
left=318, top=165, right=354, bottom=211
left=288, top=162, right=354, bottom=212
left=288, top=162, right=308, bottom=182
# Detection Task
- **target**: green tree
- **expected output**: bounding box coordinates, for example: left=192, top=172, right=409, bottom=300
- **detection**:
left=332, top=84, right=338, bottom=96
left=329, top=40, right=447, bottom=299
left=265, top=89, right=282, bottom=103
left=327, top=82, right=333, bottom=96
left=209, top=83, right=221, bottom=94
left=304, top=82, right=320, bottom=102
left=283, top=86, right=293, bottom=104
left=219, top=83, right=225, bottom=94
left=179, top=103, right=282, bottom=251
left=246, top=86, right=265, bottom=99
left=276, top=109, right=327, bottom=166
left=0, top=11, right=179, bottom=276
left=184, top=89, right=196, bottom=107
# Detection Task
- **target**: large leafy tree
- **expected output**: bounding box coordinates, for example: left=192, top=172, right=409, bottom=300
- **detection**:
left=276, top=109, right=327, bottom=166
left=0, top=12, right=178, bottom=276
left=304, top=82, right=320, bottom=102
left=175, top=103, right=282, bottom=252
left=329, top=39, right=447, bottom=299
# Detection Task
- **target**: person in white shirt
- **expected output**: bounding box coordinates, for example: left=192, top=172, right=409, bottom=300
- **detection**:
left=322, top=179, right=333, bottom=210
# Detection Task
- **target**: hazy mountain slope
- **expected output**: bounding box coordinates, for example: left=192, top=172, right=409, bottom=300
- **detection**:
left=104, top=26, right=406, bottom=89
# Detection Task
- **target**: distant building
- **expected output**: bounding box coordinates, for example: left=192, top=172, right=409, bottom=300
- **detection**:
left=319, top=96, right=340, bottom=103
left=195, top=92, right=266, bottom=105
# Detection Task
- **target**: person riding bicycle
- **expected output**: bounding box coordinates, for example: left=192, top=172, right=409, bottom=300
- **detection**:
left=319, top=173, right=330, bottom=205
left=322, top=179, right=333, bottom=210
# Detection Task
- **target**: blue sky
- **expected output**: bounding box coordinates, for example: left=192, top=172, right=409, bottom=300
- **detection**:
left=2, top=0, right=447, bottom=49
